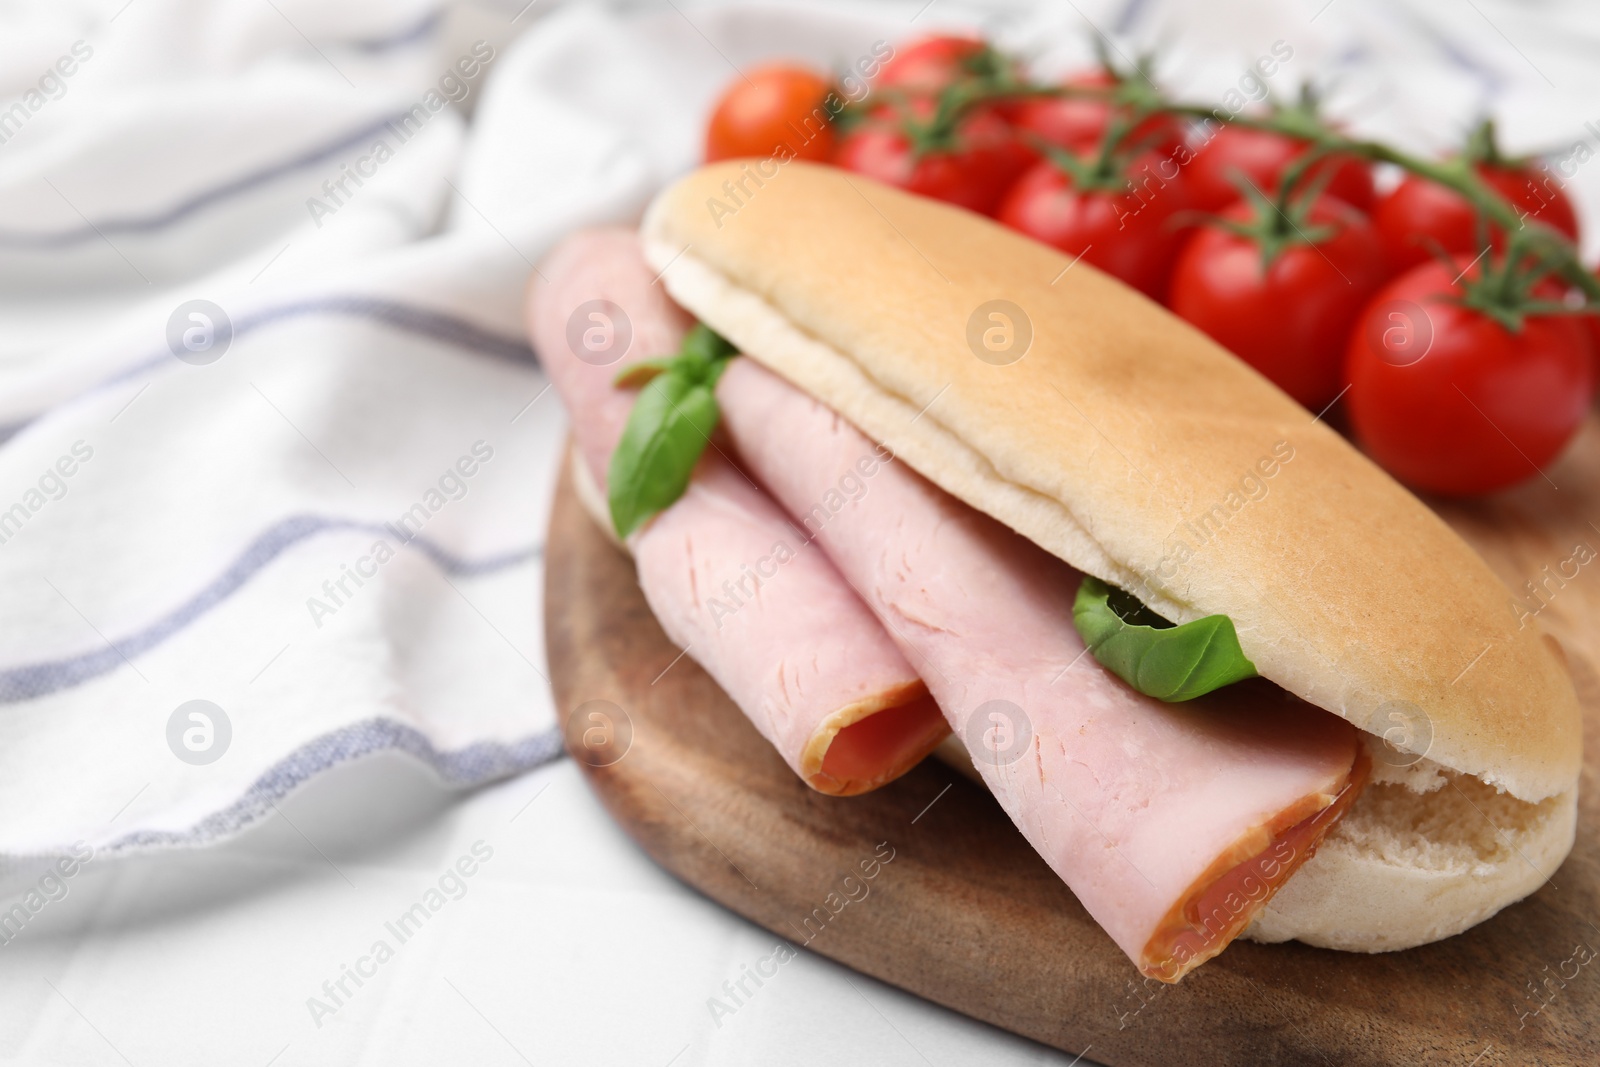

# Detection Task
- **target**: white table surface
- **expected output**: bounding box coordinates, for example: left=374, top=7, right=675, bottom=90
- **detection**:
left=0, top=752, right=1081, bottom=1066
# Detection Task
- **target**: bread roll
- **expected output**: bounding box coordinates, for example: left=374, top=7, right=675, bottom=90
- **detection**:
left=641, top=161, right=1581, bottom=949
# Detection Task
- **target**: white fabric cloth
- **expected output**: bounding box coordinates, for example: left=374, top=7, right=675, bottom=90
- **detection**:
left=0, top=1, right=622, bottom=859
left=0, top=0, right=1596, bottom=1063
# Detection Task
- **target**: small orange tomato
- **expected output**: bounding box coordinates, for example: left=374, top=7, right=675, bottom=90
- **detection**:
left=705, top=64, right=836, bottom=163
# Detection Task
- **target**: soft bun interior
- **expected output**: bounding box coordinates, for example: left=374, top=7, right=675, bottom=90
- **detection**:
left=1245, top=744, right=1577, bottom=951
left=934, top=733, right=1575, bottom=952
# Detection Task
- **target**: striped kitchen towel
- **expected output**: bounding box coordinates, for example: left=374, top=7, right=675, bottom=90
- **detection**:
left=0, top=0, right=667, bottom=859
left=4, top=0, right=1598, bottom=864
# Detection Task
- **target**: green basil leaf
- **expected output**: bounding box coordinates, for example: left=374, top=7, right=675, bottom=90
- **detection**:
left=703, top=350, right=734, bottom=388
left=613, top=357, right=678, bottom=389
left=614, top=325, right=737, bottom=389
left=679, top=322, right=737, bottom=365
left=607, top=368, right=721, bottom=540
left=1072, top=576, right=1258, bottom=702
left=605, top=322, right=738, bottom=539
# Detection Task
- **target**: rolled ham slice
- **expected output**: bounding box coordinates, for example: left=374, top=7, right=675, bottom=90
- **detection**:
left=529, top=229, right=947, bottom=795
left=716, top=356, right=1366, bottom=980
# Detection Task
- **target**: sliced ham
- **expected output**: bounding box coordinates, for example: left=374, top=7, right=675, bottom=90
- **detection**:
left=529, top=229, right=947, bottom=795
left=716, top=356, right=1365, bottom=980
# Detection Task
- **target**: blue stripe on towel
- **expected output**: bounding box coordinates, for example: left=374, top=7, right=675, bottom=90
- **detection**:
left=349, top=9, right=443, bottom=53
left=0, top=515, right=541, bottom=704
left=33, top=719, right=566, bottom=860
left=1112, top=0, right=1152, bottom=33
left=243, top=296, right=537, bottom=366
left=0, top=296, right=539, bottom=444
left=0, top=111, right=415, bottom=249
left=100, top=295, right=539, bottom=391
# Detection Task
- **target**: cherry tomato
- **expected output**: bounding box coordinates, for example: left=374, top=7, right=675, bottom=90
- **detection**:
left=1168, top=197, right=1387, bottom=410
left=996, top=151, right=1193, bottom=300
left=705, top=65, right=836, bottom=163
left=1186, top=125, right=1375, bottom=212
left=1345, top=258, right=1594, bottom=496
left=834, top=105, right=1036, bottom=216
left=1372, top=164, right=1580, bottom=275
left=1588, top=270, right=1600, bottom=391
left=1010, top=70, right=1186, bottom=158
left=874, top=35, right=993, bottom=95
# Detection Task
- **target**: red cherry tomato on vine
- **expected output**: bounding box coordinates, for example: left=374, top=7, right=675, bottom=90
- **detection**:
left=996, top=151, right=1193, bottom=300
left=1186, top=125, right=1375, bottom=212
left=833, top=106, right=1036, bottom=216
left=1588, top=271, right=1600, bottom=390
left=1010, top=70, right=1186, bottom=157
left=1168, top=196, right=1387, bottom=410
left=1345, top=258, right=1595, bottom=496
left=705, top=65, right=836, bottom=163
left=874, top=35, right=993, bottom=95
left=1372, top=164, right=1580, bottom=275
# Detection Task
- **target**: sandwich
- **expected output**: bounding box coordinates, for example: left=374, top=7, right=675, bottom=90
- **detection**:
left=534, top=227, right=949, bottom=797
left=528, top=161, right=1581, bottom=982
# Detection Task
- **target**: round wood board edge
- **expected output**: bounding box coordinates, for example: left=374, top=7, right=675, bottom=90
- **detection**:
left=544, top=430, right=1600, bottom=1067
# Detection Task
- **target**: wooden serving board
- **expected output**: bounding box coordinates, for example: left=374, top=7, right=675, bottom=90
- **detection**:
left=544, top=423, right=1600, bottom=1067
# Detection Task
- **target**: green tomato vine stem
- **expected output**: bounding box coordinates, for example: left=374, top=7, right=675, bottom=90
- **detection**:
left=838, top=64, right=1600, bottom=310
left=1120, top=97, right=1600, bottom=308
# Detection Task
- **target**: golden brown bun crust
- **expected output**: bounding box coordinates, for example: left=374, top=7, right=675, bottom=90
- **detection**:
left=643, top=161, right=1581, bottom=803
